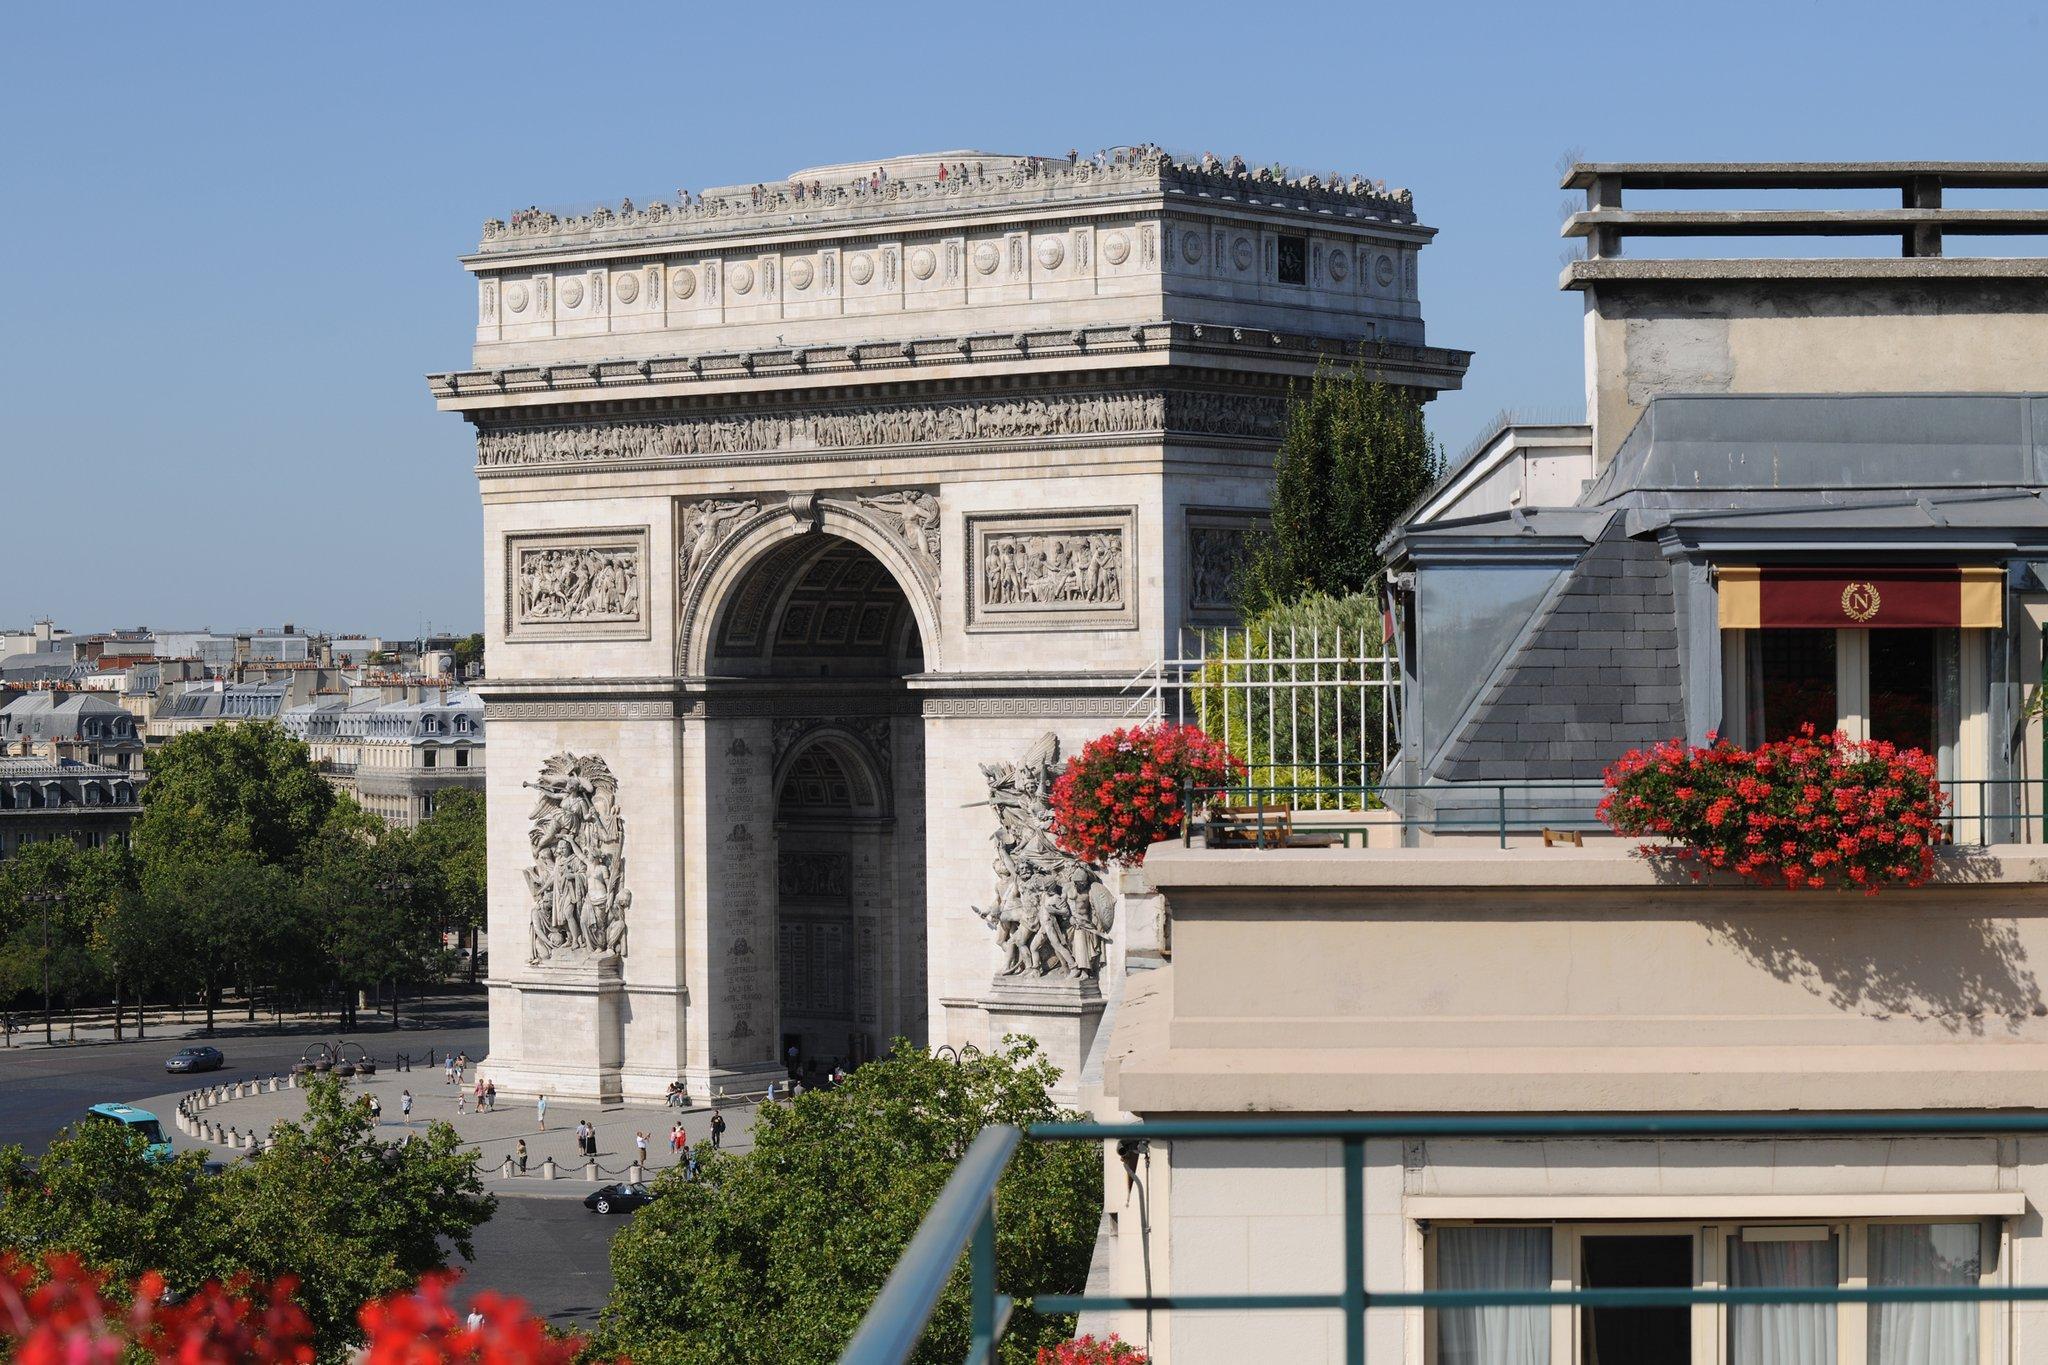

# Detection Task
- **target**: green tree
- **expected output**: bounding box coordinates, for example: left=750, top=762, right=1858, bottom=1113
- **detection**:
left=298, top=805, right=444, bottom=1029
left=133, top=722, right=338, bottom=875
left=1239, top=354, right=1444, bottom=616
left=411, top=789, right=486, bottom=982
left=140, top=845, right=295, bottom=1036
left=451, top=632, right=485, bottom=677
left=219, top=1075, right=495, bottom=1349
left=73, top=842, right=164, bottom=1040
left=0, top=1121, right=235, bottom=1296
left=0, top=841, right=122, bottom=1040
left=597, top=1038, right=1100, bottom=1365
left=0, top=1076, right=495, bottom=1355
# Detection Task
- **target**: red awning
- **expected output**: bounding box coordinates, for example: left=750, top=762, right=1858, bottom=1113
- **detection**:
left=1718, top=566, right=2003, bottom=630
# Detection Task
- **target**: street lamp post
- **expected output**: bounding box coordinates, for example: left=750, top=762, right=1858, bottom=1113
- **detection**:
left=23, top=889, right=63, bottom=1046
left=376, top=875, right=416, bottom=1033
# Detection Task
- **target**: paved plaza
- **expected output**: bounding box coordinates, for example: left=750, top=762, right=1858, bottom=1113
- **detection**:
left=146, top=1065, right=762, bottom=1192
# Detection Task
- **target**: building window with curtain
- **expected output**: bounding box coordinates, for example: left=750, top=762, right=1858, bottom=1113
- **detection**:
left=1435, top=1226, right=1550, bottom=1365
left=1428, top=1219, right=1992, bottom=1365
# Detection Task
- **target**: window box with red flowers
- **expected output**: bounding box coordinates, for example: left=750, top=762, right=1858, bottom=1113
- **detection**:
left=1598, top=727, right=1948, bottom=894
left=1050, top=723, right=1245, bottom=867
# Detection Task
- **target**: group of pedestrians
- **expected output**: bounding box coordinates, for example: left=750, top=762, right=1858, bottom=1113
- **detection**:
left=362, top=1071, right=743, bottom=1179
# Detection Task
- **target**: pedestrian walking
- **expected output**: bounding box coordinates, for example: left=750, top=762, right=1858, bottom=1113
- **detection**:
left=634, top=1130, right=650, bottom=1165
left=685, top=1148, right=699, bottom=1181
left=456, top=1051, right=468, bottom=1080
left=465, top=1309, right=485, bottom=1331
left=484, top=1080, right=496, bottom=1110
left=710, top=1109, right=726, bottom=1149
left=515, top=1139, right=528, bottom=1173
left=474, top=1077, right=485, bottom=1107
left=456, top=1090, right=467, bottom=1116
left=368, top=1094, right=383, bottom=1124
left=401, top=1089, right=413, bottom=1124
left=444, top=1053, right=456, bottom=1086
left=536, top=1094, right=547, bottom=1130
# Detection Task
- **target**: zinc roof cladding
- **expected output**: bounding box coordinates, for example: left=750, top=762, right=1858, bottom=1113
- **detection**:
left=1585, top=393, right=2048, bottom=506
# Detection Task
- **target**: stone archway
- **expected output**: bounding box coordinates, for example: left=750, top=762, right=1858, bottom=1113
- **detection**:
left=772, top=729, right=897, bottom=1075
left=677, top=492, right=941, bottom=677
left=684, top=529, right=929, bottom=1093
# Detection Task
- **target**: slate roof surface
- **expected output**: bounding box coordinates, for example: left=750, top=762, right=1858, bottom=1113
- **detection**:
left=1434, top=518, right=1683, bottom=783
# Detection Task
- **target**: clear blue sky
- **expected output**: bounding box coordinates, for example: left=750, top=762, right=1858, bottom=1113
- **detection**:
left=5, top=1, right=2043, bottom=637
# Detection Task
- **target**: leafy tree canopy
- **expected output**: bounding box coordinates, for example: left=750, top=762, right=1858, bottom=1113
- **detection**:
left=1239, top=354, right=1443, bottom=616
left=134, top=722, right=338, bottom=873
left=0, top=1076, right=494, bottom=1355
left=410, top=789, right=486, bottom=938
left=597, top=1038, right=1101, bottom=1365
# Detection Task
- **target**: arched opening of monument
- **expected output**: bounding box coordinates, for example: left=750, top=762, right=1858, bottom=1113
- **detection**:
left=705, top=533, right=928, bottom=1081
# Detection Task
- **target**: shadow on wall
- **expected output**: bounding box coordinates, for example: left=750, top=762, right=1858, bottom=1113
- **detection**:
left=1697, top=850, right=2041, bottom=1037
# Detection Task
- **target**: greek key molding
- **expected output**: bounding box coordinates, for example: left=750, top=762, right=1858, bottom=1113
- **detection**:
left=504, top=527, right=651, bottom=642
left=966, top=508, right=1138, bottom=633
left=920, top=694, right=1145, bottom=720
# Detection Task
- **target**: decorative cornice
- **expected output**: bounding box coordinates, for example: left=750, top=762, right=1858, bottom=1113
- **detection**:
left=432, top=320, right=1470, bottom=411
left=476, top=151, right=1417, bottom=256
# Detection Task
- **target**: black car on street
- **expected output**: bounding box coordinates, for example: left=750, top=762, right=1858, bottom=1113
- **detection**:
left=583, top=1182, right=656, bottom=1215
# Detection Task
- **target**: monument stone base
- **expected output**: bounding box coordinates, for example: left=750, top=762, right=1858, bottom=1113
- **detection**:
left=481, top=954, right=625, bottom=1104
left=980, top=974, right=1106, bottom=1108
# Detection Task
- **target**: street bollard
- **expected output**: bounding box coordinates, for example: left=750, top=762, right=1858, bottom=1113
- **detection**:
left=501, top=1156, right=514, bottom=1178
left=630, top=1161, right=643, bottom=1182
left=541, top=1157, right=558, bottom=1181
left=585, top=1159, right=597, bottom=1181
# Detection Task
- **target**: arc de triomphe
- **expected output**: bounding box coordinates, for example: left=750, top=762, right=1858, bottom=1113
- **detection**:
left=430, top=149, right=1466, bottom=1102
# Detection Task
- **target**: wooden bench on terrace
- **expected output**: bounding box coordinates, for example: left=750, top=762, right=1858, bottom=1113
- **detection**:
left=1202, top=804, right=1344, bottom=850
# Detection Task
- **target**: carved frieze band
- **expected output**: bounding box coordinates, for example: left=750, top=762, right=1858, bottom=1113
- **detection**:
left=504, top=527, right=651, bottom=642
left=475, top=391, right=1284, bottom=471
left=966, top=508, right=1136, bottom=633
left=486, top=699, right=685, bottom=721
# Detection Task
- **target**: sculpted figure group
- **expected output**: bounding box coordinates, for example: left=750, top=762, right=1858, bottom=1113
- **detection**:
left=971, top=733, right=1116, bottom=980
left=519, top=546, right=641, bottom=622
left=983, top=532, right=1124, bottom=608
left=524, top=752, right=631, bottom=965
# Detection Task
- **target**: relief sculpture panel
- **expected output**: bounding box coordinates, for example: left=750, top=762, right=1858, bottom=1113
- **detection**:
left=967, top=509, right=1136, bottom=632
left=505, top=527, right=650, bottom=641
left=1185, top=509, right=1268, bottom=619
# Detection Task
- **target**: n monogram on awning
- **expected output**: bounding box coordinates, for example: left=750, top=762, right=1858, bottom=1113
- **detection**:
left=1717, top=565, right=2004, bottom=629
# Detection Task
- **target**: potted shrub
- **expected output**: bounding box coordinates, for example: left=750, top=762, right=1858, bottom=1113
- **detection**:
left=1598, top=726, right=1947, bottom=893
left=1050, top=723, right=1244, bottom=867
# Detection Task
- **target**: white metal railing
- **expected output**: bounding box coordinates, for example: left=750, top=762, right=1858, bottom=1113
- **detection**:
left=1126, top=626, right=1402, bottom=810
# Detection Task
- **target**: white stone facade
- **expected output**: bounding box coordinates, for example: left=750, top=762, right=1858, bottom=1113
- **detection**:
left=434, top=148, right=1466, bottom=1103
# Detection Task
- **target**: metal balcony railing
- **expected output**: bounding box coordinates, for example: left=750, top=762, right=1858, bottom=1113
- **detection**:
left=839, top=1113, right=2048, bottom=1365
left=1177, top=776, right=2046, bottom=850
